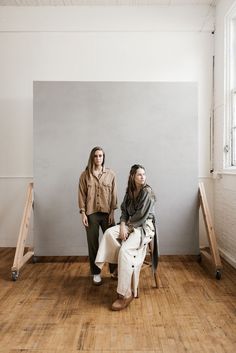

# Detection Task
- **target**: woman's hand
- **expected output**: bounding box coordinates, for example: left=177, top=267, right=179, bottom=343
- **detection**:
left=119, top=222, right=128, bottom=241
left=81, top=212, right=88, bottom=227
left=108, top=210, right=115, bottom=225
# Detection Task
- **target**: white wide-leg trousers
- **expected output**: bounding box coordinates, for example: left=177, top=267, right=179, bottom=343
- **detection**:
left=95, top=220, right=154, bottom=298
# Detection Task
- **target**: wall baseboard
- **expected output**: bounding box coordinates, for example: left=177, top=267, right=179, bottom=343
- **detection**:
left=219, top=247, right=236, bottom=269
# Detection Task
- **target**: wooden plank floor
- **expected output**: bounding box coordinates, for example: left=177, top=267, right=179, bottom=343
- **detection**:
left=0, top=248, right=236, bottom=353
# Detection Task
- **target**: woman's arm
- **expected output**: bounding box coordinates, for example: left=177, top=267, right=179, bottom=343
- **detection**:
left=109, top=174, right=118, bottom=225
left=119, top=221, right=129, bottom=240
left=110, top=174, right=118, bottom=211
left=78, top=172, right=88, bottom=227
left=81, top=211, right=88, bottom=227
left=78, top=172, right=87, bottom=212
left=118, top=193, right=130, bottom=240
left=129, top=189, right=155, bottom=228
left=108, top=209, right=115, bottom=226
left=120, top=193, right=129, bottom=224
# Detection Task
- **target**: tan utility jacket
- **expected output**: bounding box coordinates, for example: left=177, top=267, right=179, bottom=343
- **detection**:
left=78, top=168, right=117, bottom=216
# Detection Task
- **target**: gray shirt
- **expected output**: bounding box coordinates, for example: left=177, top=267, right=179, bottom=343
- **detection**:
left=120, top=185, right=156, bottom=228
left=120, top=185, right=158, bottom=271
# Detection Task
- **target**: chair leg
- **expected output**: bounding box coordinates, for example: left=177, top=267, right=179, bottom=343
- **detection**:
left=153, top=271, right=159, bottom=288
left=148, top=242, right=159, bottom=288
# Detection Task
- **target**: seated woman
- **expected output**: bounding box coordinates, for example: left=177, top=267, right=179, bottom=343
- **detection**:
left=95, top=164, right=158, bottom=311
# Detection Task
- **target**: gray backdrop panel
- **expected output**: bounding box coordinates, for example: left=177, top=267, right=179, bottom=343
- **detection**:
left=33, top=82, right=198, bottom=256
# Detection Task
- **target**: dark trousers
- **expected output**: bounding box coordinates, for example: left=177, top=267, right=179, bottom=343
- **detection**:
left=86, top=212, right=117, bottom=275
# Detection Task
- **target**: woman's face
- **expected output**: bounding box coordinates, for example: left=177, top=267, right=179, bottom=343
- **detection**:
left=134, top=168, right=146, bottom=188
left=93, top=150, right=104, bottom=167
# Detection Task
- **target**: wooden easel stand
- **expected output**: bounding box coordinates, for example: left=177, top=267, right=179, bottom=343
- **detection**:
left=11, top=183, right=34, bottom=280
left=198, top=182, right=222, bottom=279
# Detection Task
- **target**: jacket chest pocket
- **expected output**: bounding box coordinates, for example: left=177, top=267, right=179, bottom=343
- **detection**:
left=102, top=181, right=111, bottom=189
left=102, top=181, right=111, bottom=201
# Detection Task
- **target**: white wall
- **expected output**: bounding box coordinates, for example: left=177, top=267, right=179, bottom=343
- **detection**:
left=214, top=0, right=236, bottom=268
left=0, top=5, right=214, bottom=248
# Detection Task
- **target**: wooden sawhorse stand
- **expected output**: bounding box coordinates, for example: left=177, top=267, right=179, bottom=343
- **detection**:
left=198, top=182, right=223, bottom=279
left=11, top=182, right=34, bottom=280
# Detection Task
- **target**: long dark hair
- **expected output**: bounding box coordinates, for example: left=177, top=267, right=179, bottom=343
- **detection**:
left=126, top=164, right=146, bottom=199
left=85, top=146, right=105, bottom=175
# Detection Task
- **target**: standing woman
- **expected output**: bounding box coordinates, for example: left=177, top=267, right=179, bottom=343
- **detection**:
left=95, top=164, right=158, bottom=310
left=78, top=146, right=118, bottom=285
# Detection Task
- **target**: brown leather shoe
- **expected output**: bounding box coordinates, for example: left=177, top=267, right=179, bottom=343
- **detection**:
left=111, top=294, right=133, bottom=311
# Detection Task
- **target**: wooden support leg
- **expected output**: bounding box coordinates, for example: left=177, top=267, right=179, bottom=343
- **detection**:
left=11, top=183, right=34, bottom=281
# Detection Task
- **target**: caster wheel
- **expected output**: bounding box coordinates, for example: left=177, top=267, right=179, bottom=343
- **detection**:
left=32, top=255, right=37, bottom=263
left=197, top=254, right=202, bottom=263
left=12, top=271, right=19, bottom=281
left=216, top=270, right=221, bottom=280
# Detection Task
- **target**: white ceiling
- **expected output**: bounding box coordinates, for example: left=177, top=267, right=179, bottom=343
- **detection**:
left=0, top=0, right=217, bottom=6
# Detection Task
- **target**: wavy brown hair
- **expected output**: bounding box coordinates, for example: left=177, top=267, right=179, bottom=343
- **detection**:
left=86, top=146, right=105, bottom=175
left=126, top=164, right=146, bottom=199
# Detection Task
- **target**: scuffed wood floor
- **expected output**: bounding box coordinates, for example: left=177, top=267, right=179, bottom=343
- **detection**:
left=0, top=248, right=235, bottom=353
